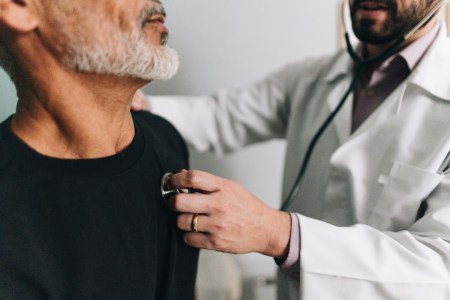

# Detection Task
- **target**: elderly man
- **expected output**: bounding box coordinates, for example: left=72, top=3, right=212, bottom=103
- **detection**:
left=0, top=0, right=198, bottom=299
left=137, top=0, right=450, bottom=299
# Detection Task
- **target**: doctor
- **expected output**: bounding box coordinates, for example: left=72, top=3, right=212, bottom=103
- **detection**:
left=138, top=0, right=450, bottom=299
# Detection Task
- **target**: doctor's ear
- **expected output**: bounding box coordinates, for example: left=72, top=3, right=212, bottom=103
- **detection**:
left=0, top=0, right=38, bottom=33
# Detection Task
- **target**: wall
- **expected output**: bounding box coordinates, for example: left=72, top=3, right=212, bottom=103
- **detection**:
left=0, top=69, right=16, bottom=121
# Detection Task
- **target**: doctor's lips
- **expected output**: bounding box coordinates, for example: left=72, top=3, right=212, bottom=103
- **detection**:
left=357, top=1, right=389, bottom=11
left=355, top=1, right=391, bottom=18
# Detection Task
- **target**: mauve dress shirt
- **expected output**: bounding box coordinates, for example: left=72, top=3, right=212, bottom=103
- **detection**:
left=279, top=23, right=441, bottom=279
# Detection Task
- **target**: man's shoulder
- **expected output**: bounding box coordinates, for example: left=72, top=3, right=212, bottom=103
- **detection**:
left=132, top=110, right=188, bottom=155
left=132, top=110, right=180, bottom=137
left=0, top=118, right=12, bottom=167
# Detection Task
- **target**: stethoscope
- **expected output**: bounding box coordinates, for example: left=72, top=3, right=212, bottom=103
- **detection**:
left=161, top=172, right=200, bottom=203
left=160, top=0, right=446, bottom=209
left=161, top=172, right=189, bottom=203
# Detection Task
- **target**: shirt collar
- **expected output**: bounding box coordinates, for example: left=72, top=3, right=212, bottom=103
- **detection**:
left=324, top=21, right=442, bottom=84
left=393, top=21, right=440, bottom=71
left=364, top=21, right=441, bottom=72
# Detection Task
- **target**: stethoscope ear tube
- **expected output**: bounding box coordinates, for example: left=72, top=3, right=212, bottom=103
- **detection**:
left=402, top=0, right=446, bottom=41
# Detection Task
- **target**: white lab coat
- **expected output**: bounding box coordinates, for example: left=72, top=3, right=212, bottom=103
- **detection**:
left=152, top=27, right=450, bottom=299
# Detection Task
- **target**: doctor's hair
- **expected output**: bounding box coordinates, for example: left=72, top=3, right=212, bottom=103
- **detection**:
left=0, top=42, right=18, bottom=85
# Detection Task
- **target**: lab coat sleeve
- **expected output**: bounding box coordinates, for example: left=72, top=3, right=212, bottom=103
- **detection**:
left=150, top=66, right=293, bottom=155
left=297, top=173, right=450, bottom=300
left=278, top=213, right=301, bottom=279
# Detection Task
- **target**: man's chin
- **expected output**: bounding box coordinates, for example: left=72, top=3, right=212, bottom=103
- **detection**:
left=353, top=27, right=397, bottom=45
left=144, top=52, right=180, bottom=81
left=142, top=66, right=179, bottom=82
left=58, top=39, right=179, bottom=82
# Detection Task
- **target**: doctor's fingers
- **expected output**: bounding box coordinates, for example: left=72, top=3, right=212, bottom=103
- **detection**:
left=183, top=231, right=233, bottom=253
left=179, top=214, right=248, bottom=254
left=130, top=90, right=150, bottom=111
left=169, top=170, right=223, bottom=193
left=177, top=213, right=211, bottom=233
left=169, top=192, right=214, bottom=214
left=178, top=212, right=246, bottom=235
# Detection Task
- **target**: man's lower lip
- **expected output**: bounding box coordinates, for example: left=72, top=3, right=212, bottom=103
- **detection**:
left=146, top=21, right=168, bottom=32
left=357, top=8, right=387, bottom=18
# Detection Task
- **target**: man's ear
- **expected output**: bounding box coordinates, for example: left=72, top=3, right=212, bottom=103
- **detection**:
left=0, top=0, right=38, bottom=33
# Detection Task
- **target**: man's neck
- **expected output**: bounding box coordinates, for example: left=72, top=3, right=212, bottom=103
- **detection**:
left=11, top=70, right=144, bottom=159
left=364, top=18, right=438, bottom=58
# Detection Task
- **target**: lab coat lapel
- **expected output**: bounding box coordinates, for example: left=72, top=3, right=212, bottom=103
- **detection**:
left=325, top=80, right=353, bottom=144
left=324, top=57, right=354, bottom=145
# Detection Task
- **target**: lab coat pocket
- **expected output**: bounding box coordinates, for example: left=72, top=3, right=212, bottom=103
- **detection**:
left=368, top=162, right=444, bottom=231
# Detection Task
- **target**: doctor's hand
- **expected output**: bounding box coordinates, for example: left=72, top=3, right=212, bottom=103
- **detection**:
left=168, top=170, right=291, bottom=259
left=131, top=90, right=151, bottom=111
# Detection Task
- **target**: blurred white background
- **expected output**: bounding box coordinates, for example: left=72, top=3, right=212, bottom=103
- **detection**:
left=0, top=0, right=342, bottom=299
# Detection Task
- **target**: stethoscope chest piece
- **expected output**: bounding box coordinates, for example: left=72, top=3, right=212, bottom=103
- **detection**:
left=161, top=172, right=174, bottom=198
left=160, top=172, right=192, bottom=204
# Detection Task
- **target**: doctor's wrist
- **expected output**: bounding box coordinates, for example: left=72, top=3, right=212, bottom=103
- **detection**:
left=262, top=210, right=291, bottom=260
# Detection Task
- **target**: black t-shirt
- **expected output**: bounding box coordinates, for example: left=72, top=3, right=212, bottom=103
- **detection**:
left=0, top=112, right=198, bottom=300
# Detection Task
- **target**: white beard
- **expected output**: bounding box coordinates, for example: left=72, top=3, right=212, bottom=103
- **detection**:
left=51, top=0, right=179, bottom=82
left=60, top=29, right=179, bottom=81
left=0, top=1, right=179, bottom=83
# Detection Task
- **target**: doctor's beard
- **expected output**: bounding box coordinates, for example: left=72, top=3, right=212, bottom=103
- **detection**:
left=350, top=0, right=438, bottom=45
left=53, top=3, right=179, bottom=81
